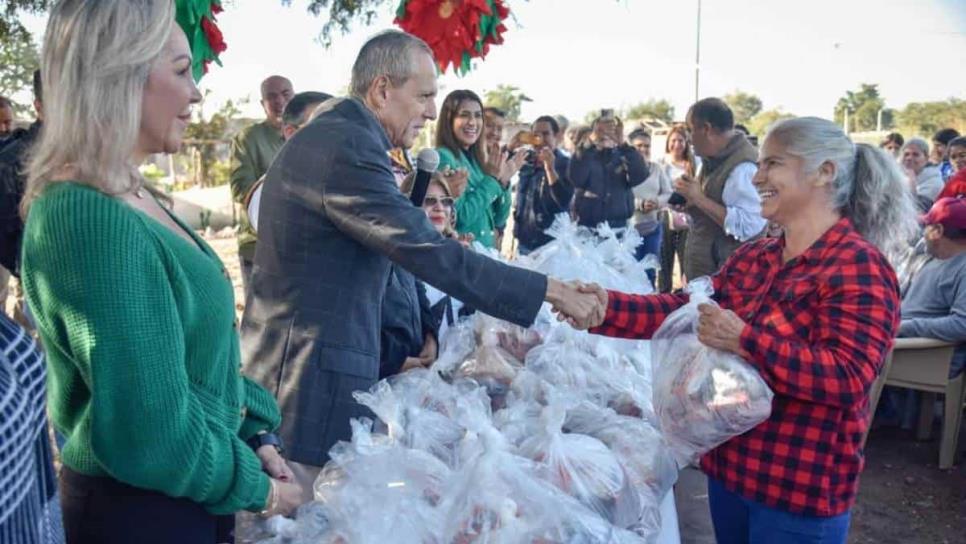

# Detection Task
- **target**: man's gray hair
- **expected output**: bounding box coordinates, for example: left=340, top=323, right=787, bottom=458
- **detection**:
left=350, top=30, right=433, bottom=99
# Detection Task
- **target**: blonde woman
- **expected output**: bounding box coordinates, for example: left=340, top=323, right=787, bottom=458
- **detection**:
left=20, top=1, right=299, bottom=541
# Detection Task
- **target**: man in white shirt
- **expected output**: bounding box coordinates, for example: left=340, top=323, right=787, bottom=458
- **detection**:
left=672, top=98, right=766, bottom=279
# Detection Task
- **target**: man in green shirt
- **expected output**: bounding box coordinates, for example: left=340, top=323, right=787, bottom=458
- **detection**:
left=229, top=75, right=293, bottom=290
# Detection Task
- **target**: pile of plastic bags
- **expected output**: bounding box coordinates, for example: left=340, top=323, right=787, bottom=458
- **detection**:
left=257, top=218, right=773, bottom=544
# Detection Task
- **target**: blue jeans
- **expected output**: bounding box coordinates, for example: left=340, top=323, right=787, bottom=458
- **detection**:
left=634, top=226, right=663, bottom=287
left=708, top=478, right=851, bottom=544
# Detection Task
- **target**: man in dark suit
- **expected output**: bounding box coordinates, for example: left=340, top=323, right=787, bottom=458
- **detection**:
left=240, top=30, right=599, bottom=497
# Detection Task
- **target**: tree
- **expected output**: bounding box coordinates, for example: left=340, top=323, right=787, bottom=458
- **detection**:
left=183, top=91, right=244, bottom=187
left=0, top=0, right=50, bottom=43
left=895, top=99, right=966, bottom=138
left=0, top=29, right=40, bottom=117
left=623, top=99, right=675, bottom=123
left=723, top=90, right=763, bottom=125
left=833, top=83, right=892, bottom=133
left=747, top=109, right=795, bottom=137
left=292, top=0, right=391, bottom=47
left=483, top=84, right=532, bottom=122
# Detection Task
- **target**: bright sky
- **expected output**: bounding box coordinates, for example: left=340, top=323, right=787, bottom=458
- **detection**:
left=21, top=0, right=966, bottom=123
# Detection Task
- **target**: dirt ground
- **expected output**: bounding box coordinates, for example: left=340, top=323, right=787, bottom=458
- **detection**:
left=204, top=233, right=965, bottom=544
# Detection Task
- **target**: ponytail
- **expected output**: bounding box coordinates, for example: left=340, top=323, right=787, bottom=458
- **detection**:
left=847, top=143, right=918, bottom=256
left=764, top=117, right=918, bottom=256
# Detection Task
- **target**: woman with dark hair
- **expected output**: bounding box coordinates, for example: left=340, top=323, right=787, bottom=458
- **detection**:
left=628, top=128, right=672, bottom=285
left=434, top=89, right=525, bottom=248
left=657, top=124, right=701, bottom=292
left=574, top=117, right=919, bottom=543
left=879, top=132, right=904, bottom=159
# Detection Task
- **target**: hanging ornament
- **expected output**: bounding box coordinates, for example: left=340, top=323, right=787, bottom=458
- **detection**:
left=395, top=0, right=511, bottom=75
left=175, top=0, right=227, bottom=81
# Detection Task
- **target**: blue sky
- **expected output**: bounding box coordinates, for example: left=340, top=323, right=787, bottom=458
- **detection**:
left=21, top=0, right=966, bottom=123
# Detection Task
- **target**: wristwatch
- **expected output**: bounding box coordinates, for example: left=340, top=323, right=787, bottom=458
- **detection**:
left=247, top=431, right=283, bottom=453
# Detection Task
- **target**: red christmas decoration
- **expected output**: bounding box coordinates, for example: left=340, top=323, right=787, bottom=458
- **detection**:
left=395, top=0, right=511, bottom=75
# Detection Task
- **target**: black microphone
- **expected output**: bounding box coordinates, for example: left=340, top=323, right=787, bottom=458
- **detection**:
left=409, top=148, right=440, bottom=207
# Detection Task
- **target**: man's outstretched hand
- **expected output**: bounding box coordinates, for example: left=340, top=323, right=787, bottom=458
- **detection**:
left=544, top=278, right=608, bottom=330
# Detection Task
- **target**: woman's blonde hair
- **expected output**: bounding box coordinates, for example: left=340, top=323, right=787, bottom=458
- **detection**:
left=400, top=173, right=457, bottom=237
left=23, top=0, right=176, bottom=214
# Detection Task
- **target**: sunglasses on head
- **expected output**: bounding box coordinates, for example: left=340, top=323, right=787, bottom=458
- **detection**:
left=423, top=196, right=454, bottom=208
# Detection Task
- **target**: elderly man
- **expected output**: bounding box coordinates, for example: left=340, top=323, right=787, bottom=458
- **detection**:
left=899, top=197, right=966, bottom=377
left=229, top=75, right=294, bottom=291
left=240, top=30, right=598, bottom=498
left=673, top=98, right=766, bottom=279
left=0, top=97, right=15, bottom=149
left=244, top=91, right=332, bottom=231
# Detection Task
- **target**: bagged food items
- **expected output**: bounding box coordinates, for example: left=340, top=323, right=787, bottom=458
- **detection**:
left=523, top=215, right=654, bottom=295
left=441, top=413, right=646, bottom=544
left=651, top=277, right=774, bottom=466
left=518, top=403, right=643, bottom=529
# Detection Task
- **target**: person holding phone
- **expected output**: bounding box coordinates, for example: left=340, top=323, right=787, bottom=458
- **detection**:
left=513, top=115, right=574, bottom=254
left=568, top=110, right=649, bottom=230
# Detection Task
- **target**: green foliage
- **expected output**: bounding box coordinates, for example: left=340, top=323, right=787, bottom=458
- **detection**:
left=833, top=83, right=892, bottom=133
left=291, top=0, right=391, bottom=47
left=895, top=99, right=966, bottom=138
left=0, top=0, right=50, bottom=43
left=723, top=90, right=763, bottom=125
left=207, top=159, right=233, bottom=187
left=0, top=30, right=40, bottom=117
left=184, top=91, right=245, bottom=187
left=747, top=109, right=795, bottom=137
left=623, top=99, right=675, bottom=123
left=483, top=84, right=532, bottom=122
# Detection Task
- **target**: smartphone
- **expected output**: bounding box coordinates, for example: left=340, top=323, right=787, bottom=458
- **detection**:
left=600, top=108, right=615, bottom=120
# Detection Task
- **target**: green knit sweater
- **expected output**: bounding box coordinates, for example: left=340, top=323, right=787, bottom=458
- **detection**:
left=436, top=146, right=511, bottom=248
left=21, top=182, right=281, bottom=514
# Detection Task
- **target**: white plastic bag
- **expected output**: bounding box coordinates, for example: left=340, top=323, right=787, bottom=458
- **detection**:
left=651, top=277, right=774, bottom=466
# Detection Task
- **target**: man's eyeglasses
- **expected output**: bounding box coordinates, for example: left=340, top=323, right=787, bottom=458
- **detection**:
left=423, top=196, right=454, bottom=208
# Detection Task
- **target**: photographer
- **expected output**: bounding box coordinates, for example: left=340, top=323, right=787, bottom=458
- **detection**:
left=513, top=116, right=574, bottom=254
left=568, top=110, right=649, bottom=230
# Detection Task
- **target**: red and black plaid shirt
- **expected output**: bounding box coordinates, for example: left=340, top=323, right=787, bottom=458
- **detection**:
left=592, top=218, right=899, bottom=516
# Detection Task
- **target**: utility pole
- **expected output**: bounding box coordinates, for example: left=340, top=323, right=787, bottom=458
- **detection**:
left=695, top=0, right=702, bottom=103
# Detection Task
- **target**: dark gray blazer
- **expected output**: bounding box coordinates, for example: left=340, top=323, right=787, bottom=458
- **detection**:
left=240, top=97, right=547, bottom=466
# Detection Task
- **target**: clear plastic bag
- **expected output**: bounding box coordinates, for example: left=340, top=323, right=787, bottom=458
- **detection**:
left=518, top=403, right=643, bottom=529
left=440, top=410, right=646, bottom=544
left=651, top=277, right=775, bottom=466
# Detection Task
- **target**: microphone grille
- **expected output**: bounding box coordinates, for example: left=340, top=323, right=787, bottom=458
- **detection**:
left=415, top=148, right=440, bottom=172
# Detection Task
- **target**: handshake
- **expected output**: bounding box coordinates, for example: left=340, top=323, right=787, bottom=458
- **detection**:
left=544, top=278, right=609, bottom=330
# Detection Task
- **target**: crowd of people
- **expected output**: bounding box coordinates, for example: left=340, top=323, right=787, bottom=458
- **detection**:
left=0, top=1, right=965, bottom=544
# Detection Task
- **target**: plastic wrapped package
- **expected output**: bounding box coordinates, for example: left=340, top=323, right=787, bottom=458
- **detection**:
left=650, top=278, right=775, bottom=466
left=518, top=403, right=643, bottom=529
left=440, top=414, right=646, bottom=544
left=256, top=502, right=332, bottom=544
left=311, top=419, right=450, bottom=544
left=354, top=380, right=468, bottom=468
left=434, top=315, right=526, bottom=408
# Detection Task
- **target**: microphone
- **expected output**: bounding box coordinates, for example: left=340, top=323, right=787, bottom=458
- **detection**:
left=409, top=148, right=440, bottom=207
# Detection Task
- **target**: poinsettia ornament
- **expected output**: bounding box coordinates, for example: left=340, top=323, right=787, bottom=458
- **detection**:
left=176, top=0, right=227, bottom=81
left=395, top=0, right=511, bottom=75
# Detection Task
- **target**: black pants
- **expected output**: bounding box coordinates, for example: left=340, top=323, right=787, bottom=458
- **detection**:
left=60, top=467, right=234, bottom=544
left=659, top=224, right=688, bottom=293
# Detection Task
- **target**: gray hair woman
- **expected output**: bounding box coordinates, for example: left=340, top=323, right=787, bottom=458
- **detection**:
left=574, top=116, right=917, bottom=543
left=20, top=1, right=300, bottom=541
left=901, top=137, right=944, bottom=211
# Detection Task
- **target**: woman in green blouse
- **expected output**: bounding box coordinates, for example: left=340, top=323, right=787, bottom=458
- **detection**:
left=19, top=1, right=300, bottom=542
left=434, top=90, right=526, bottom=248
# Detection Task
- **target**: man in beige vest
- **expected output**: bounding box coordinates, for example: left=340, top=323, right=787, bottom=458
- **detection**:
left=673, top=98, right=766, bottom=279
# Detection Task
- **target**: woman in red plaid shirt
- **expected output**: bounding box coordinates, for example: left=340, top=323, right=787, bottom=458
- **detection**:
left=573, top=117, right=919, bottom=544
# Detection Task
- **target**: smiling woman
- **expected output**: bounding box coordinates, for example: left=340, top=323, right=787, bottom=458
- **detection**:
left=575, top=116, right=919, bottom=544
left=434, top=89, right=517, bottom=248
left=18, top=1, right=298, bottom=542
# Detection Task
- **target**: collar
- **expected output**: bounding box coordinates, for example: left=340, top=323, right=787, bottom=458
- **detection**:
left=776, top=217, right=855, bottom=266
